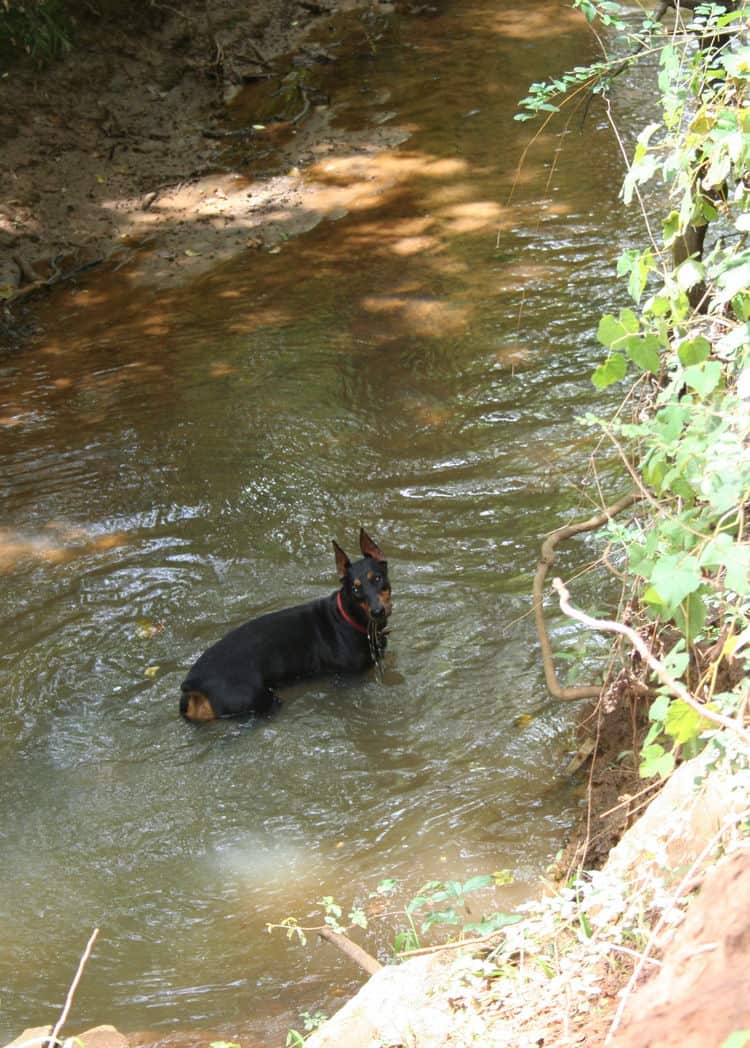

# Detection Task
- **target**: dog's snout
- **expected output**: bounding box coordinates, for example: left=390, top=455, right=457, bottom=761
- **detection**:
left=374, top=592, right=392, bottom=619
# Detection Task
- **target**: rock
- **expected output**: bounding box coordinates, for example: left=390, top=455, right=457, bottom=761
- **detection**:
left=74, top=1027, right=129, bottom=1048
left=304, top=951, right=509, bottom=1047
left=1, top=1026, right=129, bottom=1048
left=2, top=1027, right=52, bottom=1048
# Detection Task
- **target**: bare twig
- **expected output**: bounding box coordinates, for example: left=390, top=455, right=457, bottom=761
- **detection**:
left=396, top=927, right=515, bottom=960
left=533, top=492, right=645, bottom=701
left=46, top=928, right=100, bottom=1048
left=552, top=578, right=750, bottom=744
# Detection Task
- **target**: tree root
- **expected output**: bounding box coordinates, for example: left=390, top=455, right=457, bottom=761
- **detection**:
left=553, top=578, right=750, bottom=744
left=533, top=492, right=644, bottom=701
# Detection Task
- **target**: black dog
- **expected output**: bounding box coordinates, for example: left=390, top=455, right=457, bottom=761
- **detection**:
left=180, top=529, right=392, bottom=721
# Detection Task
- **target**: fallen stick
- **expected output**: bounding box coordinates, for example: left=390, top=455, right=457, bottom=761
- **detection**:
left=317, top=926, right=382, bottom=976
left=46, top=928, right=100, bottom=1048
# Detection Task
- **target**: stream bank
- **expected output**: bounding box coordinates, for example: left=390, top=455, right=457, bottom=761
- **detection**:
left=303, top=739, right=750, bottom=1047
left=1, top=0, right=407, bottom=339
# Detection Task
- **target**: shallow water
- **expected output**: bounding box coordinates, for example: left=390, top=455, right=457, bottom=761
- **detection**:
left=1, top=1, right=638, bottom=1043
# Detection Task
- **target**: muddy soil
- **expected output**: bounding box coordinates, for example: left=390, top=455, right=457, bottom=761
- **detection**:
left=0, top=0, right=405, bottom=345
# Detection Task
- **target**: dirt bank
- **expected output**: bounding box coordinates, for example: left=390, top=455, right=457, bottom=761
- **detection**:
left=0, top=0, right=408, bottom=345
left=305, top=742, right=750, bottom=1048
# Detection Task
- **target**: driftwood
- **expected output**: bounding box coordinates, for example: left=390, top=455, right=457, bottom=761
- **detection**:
left=317, top=926, right=383, bottom=976
left=533, top=492, right=645, bottom=701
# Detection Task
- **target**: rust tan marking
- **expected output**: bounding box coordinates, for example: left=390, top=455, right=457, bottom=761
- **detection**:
left=367, top=570, right=375, bottom=581
left=184, top=691, right=216, bottom=722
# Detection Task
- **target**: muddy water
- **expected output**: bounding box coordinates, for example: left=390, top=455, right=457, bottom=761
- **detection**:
left=1, top=1, right=635, bottom=1044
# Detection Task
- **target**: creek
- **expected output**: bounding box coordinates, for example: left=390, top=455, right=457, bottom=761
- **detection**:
left=1, top=1, right=638, bottom=1044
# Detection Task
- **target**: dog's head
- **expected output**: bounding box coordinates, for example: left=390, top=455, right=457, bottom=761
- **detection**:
left=333, top=528, right=392, bottom=624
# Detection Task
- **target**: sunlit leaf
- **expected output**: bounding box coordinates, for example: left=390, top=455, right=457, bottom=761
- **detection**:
left=592, top=354, right=627, bottom=388
left=677, top=336, right=710, bottom=366
left=682, top=360, right=721, bottom=398
left=650, top=554, right=702, bottom=611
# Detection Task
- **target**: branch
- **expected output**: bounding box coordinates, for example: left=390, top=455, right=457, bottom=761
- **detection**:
left=396, top=928, right=510, bottom=960
left=46, top=928, right=100, bottom=1048
left=552, top=578, right=750, bottom=744
left=316, top=926, right=382, bottom=976
left=533, top=493, right=645, bottom=701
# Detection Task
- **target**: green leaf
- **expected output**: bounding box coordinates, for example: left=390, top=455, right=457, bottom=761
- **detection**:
left=672, top=589, right=708, bottom=644
left=578, top=908, right=593, bottom=939
left=701, top=534, right=750, bottom=595
left=675, top=259, right=705, bottom=291
left=717, top=261, right=750, bottom=301
left=664, top=698, right=712, bottom=745
left=677, top=336, right=711, bottom=366
left=463, top=911, right=523, bottom=935
left=393, top=928, right=420, bottom=953
left=655, top=403, right=688, bottom=443
left=643, top=453, right=666, bottom=492
left=639, top=742, right=676, bottom=779
left=646, top=294, right=672, bottom=317
left=421, top=908, right=460, bottom=932
left=663, top=647, right=690, bottom=678
left=626, top=334, right=661, bottom=373
left=597, top=313, right=624, bottom=347
left=682, top=360, right=721, bottom=398
left=662, top=210, right=680, bottom=246
left=348, top=907, right=368, bottom=929
left=649, top=693, right=671, bottom=722
left=642, top=584, right=666, bottom=610
left=619, top=308, right=640, bottom=333
left=406, top=895, right=430, bottom=913
left=461, top=874, right=495, bottom=894
left=592, top=354, right=627, bottom=388
left=650, top=554, right=702, bottom=611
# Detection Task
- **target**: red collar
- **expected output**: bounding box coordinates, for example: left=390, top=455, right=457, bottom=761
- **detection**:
left=336, top=591, right=368, bottom=634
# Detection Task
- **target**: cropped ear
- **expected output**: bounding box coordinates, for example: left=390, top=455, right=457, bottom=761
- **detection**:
left=359, top=528, right=386, bottom=562
left=332, top=540, right=351, bottom=579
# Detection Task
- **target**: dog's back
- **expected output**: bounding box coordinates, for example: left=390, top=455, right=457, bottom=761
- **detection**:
left=180, top=529, right=392, bottom=721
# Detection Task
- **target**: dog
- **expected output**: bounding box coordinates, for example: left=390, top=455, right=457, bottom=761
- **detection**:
left=180, top=528, right=392, bottom=721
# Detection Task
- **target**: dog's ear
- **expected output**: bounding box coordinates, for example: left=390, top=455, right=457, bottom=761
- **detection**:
left=359, top=528, right=386, bottom=562
left=332, top=540, right=351, bottom=579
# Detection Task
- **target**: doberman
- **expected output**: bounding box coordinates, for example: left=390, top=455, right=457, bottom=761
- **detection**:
left=180, top=528, right=392, bottom=721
